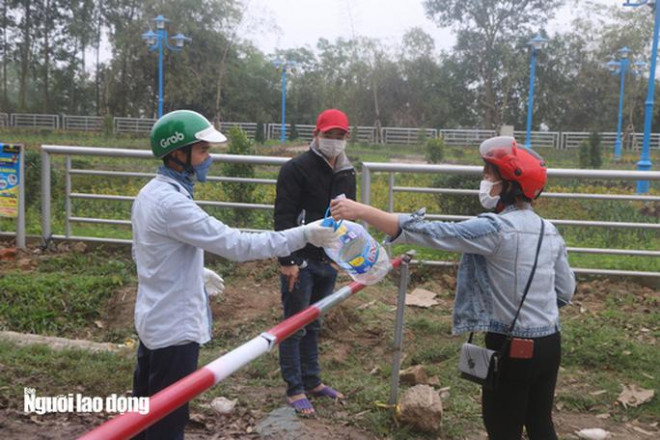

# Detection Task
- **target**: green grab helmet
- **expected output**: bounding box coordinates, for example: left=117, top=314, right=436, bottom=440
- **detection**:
left=150, top=110, right=227, bottom=158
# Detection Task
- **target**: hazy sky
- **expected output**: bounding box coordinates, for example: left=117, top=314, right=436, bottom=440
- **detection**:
left=242, top=0, right=623, bottom=55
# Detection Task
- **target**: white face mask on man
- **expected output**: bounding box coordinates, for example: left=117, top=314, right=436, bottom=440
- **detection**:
left=317, top=138, right=346, bottom=158
left=479, top=179, right=501, bottom=209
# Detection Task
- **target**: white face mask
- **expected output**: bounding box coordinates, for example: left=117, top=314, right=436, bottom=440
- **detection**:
left=317, top=138, right=346, bottom=158
left=479, top=179, right=501, bottom=209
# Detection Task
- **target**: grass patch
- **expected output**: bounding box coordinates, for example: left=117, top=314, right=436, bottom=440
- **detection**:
left=0, top=249, right=134, bottom=337
left=0, top=340, right=135, bottom=411
left=0, top=253, right=657, bottom=437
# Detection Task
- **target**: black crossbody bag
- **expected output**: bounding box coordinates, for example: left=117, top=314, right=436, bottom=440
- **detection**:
left=458, top=219, right=545, bottom=390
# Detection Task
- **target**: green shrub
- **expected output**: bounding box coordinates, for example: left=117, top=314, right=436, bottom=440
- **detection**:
left=579, top=132, right=602, bottom=169
left=221, top=126, right=257, bottom=226
left=432, top=174, right=482, bottom=215
left=589, top=131, right=602, bottom=169
left=25, top=149, right=42, bottom=207
left=425, top=137, right=445, bottom=164
left=579, top=139, right=590, bottom=169
left=417, top=127, right=428, bottom=144
left=255, top=121, right=265, bottom=143
left=350, top=125, right=358, bottom=145
left=289, top=122, right=299, bottom=141
left=102, top=114, right=114, bottom=137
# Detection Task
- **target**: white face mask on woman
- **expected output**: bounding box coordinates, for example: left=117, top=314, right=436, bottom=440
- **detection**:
left=317, top=138, right=346, bottom=158
left=479, top=179, right=501, bottom=209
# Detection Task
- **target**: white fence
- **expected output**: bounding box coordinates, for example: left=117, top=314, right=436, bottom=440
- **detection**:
left=440, top=129, right=497, bottom=147
left=113, top=117, right=157, bottom=133
left=219, top=122, right=261, bottom=139
left=3, top=113, right=660, bottom=149
left=267, top=123, right=315, bottom=141
left=382, top=127, right=438, bottom=145
left=10, top=113, right=59, bottom=129
left=63, top=115, right=104, bottom=131
left=353, top=126, right=379, bottom=143
left=560, top=131, right=660, bottom=150
left=513, top=130, right=560, bottom=148
left=266, top=124, right=390, bottom=144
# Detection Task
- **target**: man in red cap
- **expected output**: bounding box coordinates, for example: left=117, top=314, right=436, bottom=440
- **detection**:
left=273, top=109, right=356, bottom=416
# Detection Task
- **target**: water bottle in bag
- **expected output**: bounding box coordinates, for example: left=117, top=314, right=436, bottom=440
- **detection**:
left=321, top=209, right=392, bottom=285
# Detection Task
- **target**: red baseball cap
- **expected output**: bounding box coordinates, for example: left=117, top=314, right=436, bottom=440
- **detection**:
left=315, top=109, right=349, bottom=134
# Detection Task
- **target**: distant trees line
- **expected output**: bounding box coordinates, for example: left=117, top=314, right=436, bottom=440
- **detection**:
left=0, top=0, right=657, bottom=133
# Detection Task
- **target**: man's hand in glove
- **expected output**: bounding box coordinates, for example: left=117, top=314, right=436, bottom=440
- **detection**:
left=301, top=219, right=339, bottom=248
left=203, top=267, right=225, bottom=297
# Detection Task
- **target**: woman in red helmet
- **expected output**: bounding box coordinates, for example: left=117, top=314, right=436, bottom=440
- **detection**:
left=330, top=136, right=575, bottom=439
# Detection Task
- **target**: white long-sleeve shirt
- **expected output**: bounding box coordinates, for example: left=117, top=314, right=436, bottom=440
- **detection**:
left=131, top=174, right=307, bottom=349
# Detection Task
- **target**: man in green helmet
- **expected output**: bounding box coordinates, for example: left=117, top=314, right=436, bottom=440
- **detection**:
left=131, top=110, right=339, bottom=439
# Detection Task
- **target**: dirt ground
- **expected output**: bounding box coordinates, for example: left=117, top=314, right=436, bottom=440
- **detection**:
left=1, top=245, right=658, bottom=439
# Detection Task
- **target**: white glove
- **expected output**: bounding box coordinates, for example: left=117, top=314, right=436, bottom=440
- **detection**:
left=301, top=219, right=340, bottom=248
left=203, top=267, right=225, bottom=297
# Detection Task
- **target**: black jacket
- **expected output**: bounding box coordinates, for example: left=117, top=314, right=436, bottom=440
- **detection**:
left=274, top=146, right=356, bottom=266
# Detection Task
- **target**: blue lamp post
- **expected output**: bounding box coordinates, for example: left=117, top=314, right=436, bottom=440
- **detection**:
left=623, top=1, right=658, bottom=193
left=524, top=34, right=548, bottom=149
left=273, top=60, right=298, bottom=143
left=606, top=49, right=646, bottom=161
left=142, top=15, right=191, bottom=118
left=607, top=47, right=631, bottom=161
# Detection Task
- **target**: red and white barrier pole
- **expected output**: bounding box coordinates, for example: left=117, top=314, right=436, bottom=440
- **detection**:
left=79, top=256, right=403, bottom=440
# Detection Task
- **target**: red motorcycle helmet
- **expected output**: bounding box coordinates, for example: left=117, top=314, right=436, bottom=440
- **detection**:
left=479, top=136, right=547, bottom=199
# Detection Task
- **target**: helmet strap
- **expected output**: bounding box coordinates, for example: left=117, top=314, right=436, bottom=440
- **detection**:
left=185, top=147, right=194, bottom=173
left=499, top=181, right=529, bottom=207
left=164, top=146, right=194, bottom=174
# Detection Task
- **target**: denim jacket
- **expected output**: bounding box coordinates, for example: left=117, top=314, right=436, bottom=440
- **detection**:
left=390, top=205, right=575, bottom=338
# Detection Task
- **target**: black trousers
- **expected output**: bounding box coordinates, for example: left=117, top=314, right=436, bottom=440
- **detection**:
left=482, top=332, right=561, bottom=440
left=131, top=340, right=200, bottom=440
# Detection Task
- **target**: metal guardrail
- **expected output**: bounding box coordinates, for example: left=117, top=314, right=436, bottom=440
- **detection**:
left=361, top=162, right=660, bottom=278
left=0, top=113, right=8, bottom=127
left=40, top=145, right=289, bottom=245
left=10, top=113, right=59, bottom=129
left=63, top=115, right=104, bottom=131
left=35, top=145, right=660, bottom=278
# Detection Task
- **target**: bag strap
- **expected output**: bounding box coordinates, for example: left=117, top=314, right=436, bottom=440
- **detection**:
left=507, top=218, right=545, bottom=335
left=466, top=217, right=545, bottom=345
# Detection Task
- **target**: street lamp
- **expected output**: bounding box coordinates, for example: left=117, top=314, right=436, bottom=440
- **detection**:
left=606, top=49, right=646, bottom=161
left=273, top=59, right=298, bottom=143
left=524, top=34, right=547, bottom=149
left=141, top=15, right=191, bottom=118
left=607, top=47, right=631, bottom=161
left=623, top=1, right=657, bottom=193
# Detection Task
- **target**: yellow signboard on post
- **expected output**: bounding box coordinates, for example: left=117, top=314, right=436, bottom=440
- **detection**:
left=0, top=143, right=21, bottom=218
left=0, top=143, right=25, bottom=248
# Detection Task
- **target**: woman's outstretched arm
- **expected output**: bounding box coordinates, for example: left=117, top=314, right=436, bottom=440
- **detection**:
left=330, top=198, right=400, bottom=237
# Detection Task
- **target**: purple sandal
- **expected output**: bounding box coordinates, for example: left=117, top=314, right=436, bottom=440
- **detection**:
left=308, top=385, right=344, bottom=400
left=288, top=396, right=316, bottom=416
